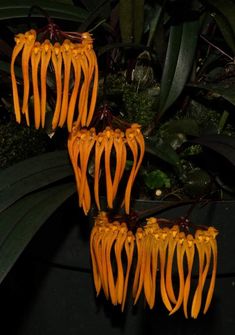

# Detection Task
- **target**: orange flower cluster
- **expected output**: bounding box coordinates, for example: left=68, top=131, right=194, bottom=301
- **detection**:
left=11, top=29, right=98, bottom=131
left=67, top=123, right=145, bottom=215
left=90, top=212, right=135, bottom=311
left=90, top=212, right=218, bottom=317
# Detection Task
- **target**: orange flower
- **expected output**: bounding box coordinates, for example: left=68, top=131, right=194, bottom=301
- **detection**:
left=10, top=29, right=98, bottom=131
left=68, top=124, right=145, bottom=215
left=89, top=213, right=218, bottom=317
left=90, top=212, right=135, bottom=311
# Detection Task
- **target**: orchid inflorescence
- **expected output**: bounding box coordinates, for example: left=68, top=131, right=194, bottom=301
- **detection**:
left=90, top=212, right=218, bottom=318
left=10, top=22, right=219, bottom=319
left=11, top=28, right=98, bottom=131
left=67, top=123, right=145, bottom=215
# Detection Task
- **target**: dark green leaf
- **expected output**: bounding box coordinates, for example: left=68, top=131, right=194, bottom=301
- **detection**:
left=145, top=137, right=181, bottom=167
left=119, top=0, right=133, bottom=43
left=146, top=3, right=162, bottom=47
left=159, top=24, right=183, bottom=114
left=0, top=151, right=73, bottom=212
left=0, top=1, right=88, bottom=22
left=205, top=0, right=235, bottom=36
left=158, top=20, right=199, bottom=118
left=189, top=81, right=235, bottom=106
left=133, top=0, right=144, bottom=44
left=192, top=134, right=235, bottom=166
left=212, top=12, right=235, bottom=55
left=0, top=182, right=76, bottom=284
left=78, top=0, right=111, bottom=31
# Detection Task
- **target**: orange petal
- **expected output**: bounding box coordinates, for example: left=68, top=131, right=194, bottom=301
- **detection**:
left=115, top=223, right=128, bottom=305
left=67, top=46, right=81, bottom=132
left=191, top=230, right=205, bottom=318
left=169, top=232, right=186, bottom=315
left=51, top=43, right=62, bottom=129
left=59, top=40, right=72, bottom=128
left=94, top=133, right=105, bottom=210
left=11, top=33, right=25, bottom=123
left=203, top=227, right=218, bottom=314
left=21, top=29, right=37, bottom=125
left=159, top=228, right=172, bottom=312
left=121, top=231, right=135, bottom=311
left=31, top=42, right=41, bottom=129
left=40, top=40, right=52, bottom=128
left=166, top=225, right=179, bottom=304
left=183, top=234, right=195, bottom=318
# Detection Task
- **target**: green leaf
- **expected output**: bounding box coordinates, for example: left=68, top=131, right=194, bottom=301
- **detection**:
left=133, top=0, right=144, bottom=44
left=78, top=0, right=111, bottom=32
left=145, top=137, right=181, bottom=167
left=146, top=3, right=162, bottom=47
left=119, top=0, right=133, bottom=43
left=205, top=0, right=235, bottom=37
left=189, top=81, right=235, bottom=106
left=158, top=20, right=199, bottom=118
left=192, top=134, right=235, bottom=166
left=0, top=182, right=76, bottom=284
left=0, top=1, right=88, bottom=22
left=212, top=12, right=235, bottom=55
left=0, top=151, right=73, bottom=212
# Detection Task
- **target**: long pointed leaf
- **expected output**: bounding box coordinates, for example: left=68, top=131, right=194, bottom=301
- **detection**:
left=0, top=1, right=88, bottom=22
left=159, top=20, right=199, bottom=118
left=212, top=12, right=235, bottom=55
left=0, top=151, right=73, bottom=212
left=0, top=150, right=70, bottom=190
left=192, top=134, right=235, bottom=166
left=145, top=137, right=181, bottom=167
left=205, top=0, right=235, bottom=36
left=159, top=24, right=183, bottom=113
left=0, top=182, right=75, bottom=284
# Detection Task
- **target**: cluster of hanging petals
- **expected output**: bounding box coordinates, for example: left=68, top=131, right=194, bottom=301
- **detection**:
left=67, top=123, right=145, bottom=215
left=11, top=29, right=98, bottom=131
left=90, top=213, right=218, bottom=317
left=90, top=212, right=135, bottom=311
left=133, top=221, right=218, bottom=318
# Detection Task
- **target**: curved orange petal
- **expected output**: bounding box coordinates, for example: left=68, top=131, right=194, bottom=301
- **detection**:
left=144, top=234, right=153, bottom=308
left=166, top=225, right=179, bottom=304
left=124, top=128, right=138, bottom=214
left=94, top=133, right=105, bottom=210
left=22, top=29, right=37, bottom=125
left=11, top=33, right=25, bottom=124
left=115, top=223, right=128, bottom=305
left=112, top=129, right=125, bottom=200
left=191, top=230, right=205, bottom=318
left=51, top=43, right=62, bottom=129
left=67, top=46, right=82, bottom=132
left=203, top=227, right=218, bottom=314
left=183, top=234, right=195, bottom=318
left=40, top=40, right=52, bottom=128
left=169, top=232, right=186, bottom=315
left=59, top=40, right=72, bottom=128
left=31, top=42, right=41, bottom=129
left=121, top=231, right=135, bottom=311
left=106, top=223, right=119, bottom=305
left=159, top=228, right=172, bottom=312
left=104, top=128, right=114, bottom=209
